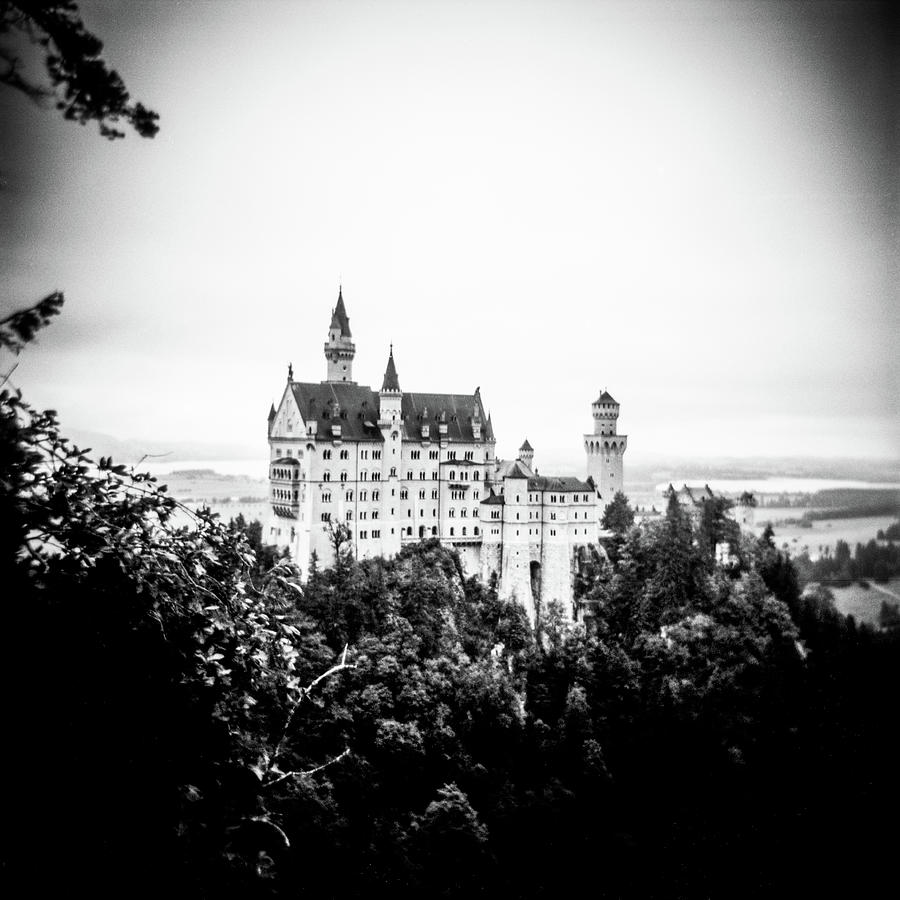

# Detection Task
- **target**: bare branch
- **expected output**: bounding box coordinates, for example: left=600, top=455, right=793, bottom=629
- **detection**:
left=266, top=646, right=356, bottom=776
left=263, top=747, right=351, bottom=789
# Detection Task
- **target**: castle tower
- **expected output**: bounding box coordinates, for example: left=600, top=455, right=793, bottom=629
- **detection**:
left=378, top=345, right=403, bottom=556
left=517, top=438, right=534, bottom=471
left=323, top=287, right=356, bottom=383
left=584, top=389, right=628, bottom=512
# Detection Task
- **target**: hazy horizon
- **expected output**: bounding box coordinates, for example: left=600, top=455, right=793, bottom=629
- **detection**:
left=2, top=0, right=897, bottom=465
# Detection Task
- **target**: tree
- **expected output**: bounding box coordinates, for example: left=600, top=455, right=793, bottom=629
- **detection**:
left=1, top=296, right=360, bottom=893
left=1, top=0, right=159, bottom=138
left=601, top=490, right=635, bottom=533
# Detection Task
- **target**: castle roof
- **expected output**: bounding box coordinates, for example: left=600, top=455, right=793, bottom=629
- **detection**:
left=330, top=288, right=352, bottom=337
left=289, top=382, right=492, bottom=444
left=291, top=382, right=382, bottom=441
left=528, top=475, right=593, bottom=493
left=594, top=390, right=617, bottom=405
left=381, top=347, right=401, bottom=392
left=481, top=490, right=504, bottom=505
left=494, top=458, right=533, bottom=479
left=401, top=391, right=490, bottom=443
left=268, top=403, right=276, bottom=422
left=503, top=460, right=532, bottom=480
left=519, top=438, right=533, bottom=452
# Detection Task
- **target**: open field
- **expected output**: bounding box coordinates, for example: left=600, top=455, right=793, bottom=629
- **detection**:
left=750, top=509, right=898, bottom=560
left=828, top=578, right=900, bottom=627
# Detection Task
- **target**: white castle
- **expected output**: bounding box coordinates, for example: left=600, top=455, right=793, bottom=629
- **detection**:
left=265, top=289, right=627, bottom=622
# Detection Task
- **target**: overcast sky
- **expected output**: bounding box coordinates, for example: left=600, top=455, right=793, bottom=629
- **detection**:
left=1, top=0, right=896, bottom=466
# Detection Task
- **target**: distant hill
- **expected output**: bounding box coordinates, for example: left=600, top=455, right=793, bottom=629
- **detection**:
left=64, top=428, right=261, bottom=465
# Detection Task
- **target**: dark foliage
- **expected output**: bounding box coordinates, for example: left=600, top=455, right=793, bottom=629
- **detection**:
left=1, top=0, right=159, bottom=138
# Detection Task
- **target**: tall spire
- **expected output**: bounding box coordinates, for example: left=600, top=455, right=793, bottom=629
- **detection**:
left=324, top=286, right=356, bottom=383
left=381, top=344, right=401, bottom=392
left=330, top=285, right=352, bottom=337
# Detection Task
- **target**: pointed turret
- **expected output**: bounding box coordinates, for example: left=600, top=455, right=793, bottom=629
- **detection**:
left=267, top=402, right=276, bottom=436
left=381, top=344, right=401, bottom=392
left=378, top=344, right=402, bottom=426
left=517, top=438, right=534, bottom=470
left=323, top=286, right=356, bottom=383
left=330, top=286, right=352, bottom=337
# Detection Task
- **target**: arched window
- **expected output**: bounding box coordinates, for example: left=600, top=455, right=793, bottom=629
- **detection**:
left=474, top=526, right=479, bottom=536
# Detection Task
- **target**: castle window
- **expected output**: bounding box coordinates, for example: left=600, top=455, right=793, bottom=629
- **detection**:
left=419, top=489, right=426, bottom=500
left=360, top=530, right=366, bottom=539
left=429, top=450, right=438, bottom=460
left=432, top=471, right=438, bottom=480
left=340, top=471, right=348, bottom=482
left=406, top=527, right=412, bottom=536
left=323, top=471, right=331, bottom=481
left=400, top=488, right=408, bottom=499
left=419, top=471, right=425, bottom=480
left=449, top=508, right=455, bottom=518
left=340, top=449, right=349, bottom=460
left=361, top=471, right=367, bottom=481
left=450, top=471, right=455, bottom=481
left=372, top=490, right=379, bottom=501
left=372, top=510, right=379, bottom=519
left=360, top=511, right=366, bottom=520
left=346, top=510, right=353, bottom=520
left=322, top=492, right=331, bottom=503
left=450, top=527, right=455, bottom=536
left=407, top=471, right=413, bottom=480
left=432, top=489, right=438, bottom=500
left=461, top=508, right=467, bottom=517
left=474, top=527, right=479, bottom=536
left=323, top=449, right=332, bottom=460
left=462, top=527, right=467, bottom=536
left=411, top=450, right=420, bottom=460
left=432, top=526, right=438, bottom=536
left=465, top=451, right=473, bottom=461
left=346, top=490, right=353, bottom=502
left=374, top=450, right=381, bottom=460
left=448, top=451, right=456, bottom=460
left=320, top=512, right=331, bottom=522
left=473, top=471, right=479, bottom=480
left=390, top=467, right=397, bottom=477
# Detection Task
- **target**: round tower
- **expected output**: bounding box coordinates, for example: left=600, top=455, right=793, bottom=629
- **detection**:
left=323, top=286, right=356, bottom=383
left=584, top=389, right=628, bottom=512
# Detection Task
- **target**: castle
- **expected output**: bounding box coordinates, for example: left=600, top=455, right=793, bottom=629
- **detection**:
left=265, top=289, right=627, bottom=622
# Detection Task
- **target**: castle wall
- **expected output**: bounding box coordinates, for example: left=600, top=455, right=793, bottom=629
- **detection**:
left=457, top=545, right=481, bottom=579
left=480, top=541, right=501, bottom=585
left=539, top=540, right=574, bottom=619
